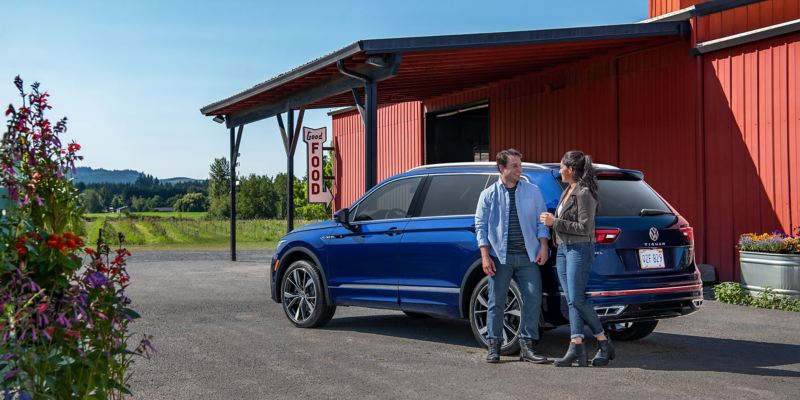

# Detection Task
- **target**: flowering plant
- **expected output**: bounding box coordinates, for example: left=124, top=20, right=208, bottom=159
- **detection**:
left=1, top=77, right=152, bottom=398
left=738, top=227, right=800, bottom=254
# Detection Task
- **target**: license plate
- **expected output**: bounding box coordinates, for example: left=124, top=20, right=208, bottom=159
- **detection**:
left=638, top=248, right=665, bottom=269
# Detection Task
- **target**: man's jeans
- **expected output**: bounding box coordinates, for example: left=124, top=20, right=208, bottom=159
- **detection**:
left=487, top=253, right=542, bottom=341
left=555, top=242, right=605, bottom=339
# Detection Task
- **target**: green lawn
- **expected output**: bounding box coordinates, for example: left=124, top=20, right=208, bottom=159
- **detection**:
left=81, top=215, right=316, bottom=250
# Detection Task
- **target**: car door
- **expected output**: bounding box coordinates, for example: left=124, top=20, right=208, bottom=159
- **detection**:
left=325, top=176, right=424, bottom=309
left=397, top=173, right=496, bottom=317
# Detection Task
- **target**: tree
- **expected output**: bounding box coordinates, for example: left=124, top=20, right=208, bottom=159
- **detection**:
left=173, top=192, right=208, bottom=212
left=207, top=158, right=231, bottom=218
left=80, top=188, right=104, bottom=213
left=110, top=194, right=125, bottom=210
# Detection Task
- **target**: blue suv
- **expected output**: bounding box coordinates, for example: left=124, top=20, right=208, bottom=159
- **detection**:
left=270, top=162, right=703, bottom=354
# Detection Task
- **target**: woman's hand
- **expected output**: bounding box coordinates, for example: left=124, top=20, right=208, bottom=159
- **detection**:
left=539, top=212, right=555, bottom=227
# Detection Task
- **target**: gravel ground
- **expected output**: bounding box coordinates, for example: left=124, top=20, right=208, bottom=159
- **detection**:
left=125, top=251, right=800, bottom=400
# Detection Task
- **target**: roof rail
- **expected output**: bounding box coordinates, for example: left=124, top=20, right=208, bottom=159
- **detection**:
left=531, top=162, right=620, bottom=170
left=408, top=161, right=548, bottom=171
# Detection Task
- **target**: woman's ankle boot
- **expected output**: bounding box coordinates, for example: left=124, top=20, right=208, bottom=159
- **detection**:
left=591, top=338, right=615, bottom=367
left=553, top=342, right=588, bottom=367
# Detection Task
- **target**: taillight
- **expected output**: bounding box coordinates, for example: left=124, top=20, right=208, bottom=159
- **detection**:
left=595, top=228, right=621, bottom=244
left=680, top=227, right=694, bottom=244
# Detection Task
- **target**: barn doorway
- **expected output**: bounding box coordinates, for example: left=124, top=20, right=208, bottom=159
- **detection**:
left=425, top=103, right=489, bottom=164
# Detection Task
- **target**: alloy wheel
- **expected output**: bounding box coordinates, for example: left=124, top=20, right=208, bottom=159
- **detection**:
left=282, top=267, right=317, bottom=324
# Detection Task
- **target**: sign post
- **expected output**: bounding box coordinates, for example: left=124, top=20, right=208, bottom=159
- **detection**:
left=303, top=127, right=333, bottom=204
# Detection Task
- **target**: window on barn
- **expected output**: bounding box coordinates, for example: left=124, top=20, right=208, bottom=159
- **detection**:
left=425, top=102, right=489, bottom=164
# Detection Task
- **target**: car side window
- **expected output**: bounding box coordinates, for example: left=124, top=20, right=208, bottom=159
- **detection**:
left=418, top=174, right=490, bottom=217
left=352, top=177, right=423, bottom=222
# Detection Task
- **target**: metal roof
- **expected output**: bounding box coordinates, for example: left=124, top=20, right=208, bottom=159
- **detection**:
left=201, top=21, right=689, bottom=126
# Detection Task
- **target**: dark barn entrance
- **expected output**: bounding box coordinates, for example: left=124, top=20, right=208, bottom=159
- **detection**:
left=425, top=103, right=489, bottom=164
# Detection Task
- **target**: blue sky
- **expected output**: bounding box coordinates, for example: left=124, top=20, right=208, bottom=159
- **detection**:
left=1, top=0, right=647, bottom=180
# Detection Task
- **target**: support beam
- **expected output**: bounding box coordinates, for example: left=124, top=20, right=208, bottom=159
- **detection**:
left=364, top=81, right=377, bottom=190
left=229, top=125, right=242, bottom=261
left=283, top=109, right=306, bottom=233
left=338, top=56, right=401, bottom=191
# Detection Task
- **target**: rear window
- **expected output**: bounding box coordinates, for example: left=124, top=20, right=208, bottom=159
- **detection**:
left=418, top=174, right=493, bottom=217
left=596, top=179, right=671, bottom=216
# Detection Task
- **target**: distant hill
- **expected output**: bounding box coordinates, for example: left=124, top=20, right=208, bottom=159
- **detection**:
left=74, top=167, right=141, bottom=184
left=74, top=167, right=202, bottom=185
left=161, top=177, right=202, bottom=185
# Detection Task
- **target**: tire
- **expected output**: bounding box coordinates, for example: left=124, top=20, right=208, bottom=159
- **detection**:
left=402, top=311, right=431, bottom=318
left=606, top=320, right=658, bottom=341
left=280, top=260, right=336, bottom=328
left=468, top=276, right=522, bottom=356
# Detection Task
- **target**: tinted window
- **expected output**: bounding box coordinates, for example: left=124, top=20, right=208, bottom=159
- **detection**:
left=597, top=179, right=670, bottom=216
left=352, top=177, right=422, bottom=222
left=418, top=174, right=491, bottom=217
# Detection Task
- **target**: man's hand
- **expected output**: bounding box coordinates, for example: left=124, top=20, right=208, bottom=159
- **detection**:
left=482, top=255, right=496, bottom=277
left=535, top=246, right=549, bottom=266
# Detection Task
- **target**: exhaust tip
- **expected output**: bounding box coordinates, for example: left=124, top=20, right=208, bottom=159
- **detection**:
left=594, top=305, right=627, bottom=317
left=692, top=299, right=704, bottom=308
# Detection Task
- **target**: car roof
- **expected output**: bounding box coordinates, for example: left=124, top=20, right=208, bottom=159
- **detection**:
left=395, top=161, right=642, bottom=181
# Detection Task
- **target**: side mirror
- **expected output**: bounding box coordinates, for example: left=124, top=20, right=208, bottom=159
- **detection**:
left=334, top=208, right=357, bottom=231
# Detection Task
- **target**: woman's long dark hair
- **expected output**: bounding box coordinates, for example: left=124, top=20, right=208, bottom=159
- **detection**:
left=561, top=150, right=598, bottom=205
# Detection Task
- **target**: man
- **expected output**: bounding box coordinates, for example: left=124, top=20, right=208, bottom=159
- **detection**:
left=475, top=149, right=550, bottom=364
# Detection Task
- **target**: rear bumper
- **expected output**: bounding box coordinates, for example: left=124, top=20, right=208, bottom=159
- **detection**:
left=589, top=282, right=704, bottom=323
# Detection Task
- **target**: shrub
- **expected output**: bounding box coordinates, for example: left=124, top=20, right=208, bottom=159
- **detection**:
left=714, top=282, right=800, bottom=312
left=1, top=77, right=152, bottom=398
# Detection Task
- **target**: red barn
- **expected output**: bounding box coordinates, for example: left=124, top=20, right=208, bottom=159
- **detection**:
left=202, top=0, right=800, bottom=280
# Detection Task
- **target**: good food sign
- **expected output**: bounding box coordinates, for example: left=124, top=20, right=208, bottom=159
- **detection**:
left=303, top=127, right=332, bottom=204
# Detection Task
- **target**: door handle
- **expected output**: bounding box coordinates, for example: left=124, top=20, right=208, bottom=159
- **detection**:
left=468, top=224, right=476, bottom=233
left=386, top=227, right=402, bottom=236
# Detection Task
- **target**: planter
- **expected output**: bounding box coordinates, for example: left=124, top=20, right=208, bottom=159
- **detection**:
left=739, top=251, right=800, bottom=298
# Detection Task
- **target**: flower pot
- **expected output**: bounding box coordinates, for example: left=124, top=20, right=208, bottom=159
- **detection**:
left=739, top=251, right=800, bottom=298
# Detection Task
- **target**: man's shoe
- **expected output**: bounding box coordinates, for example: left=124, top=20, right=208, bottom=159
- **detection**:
left=485, top=339, right=501, bottom=363
left=519, top=339, right=548, bottom=364
left=591, top=338, right=615, bottom=367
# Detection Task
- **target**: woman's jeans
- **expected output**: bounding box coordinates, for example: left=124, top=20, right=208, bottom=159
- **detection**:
left=487, top=253, right=542, bottom=341
left=555, top=242, right=605, bottom=339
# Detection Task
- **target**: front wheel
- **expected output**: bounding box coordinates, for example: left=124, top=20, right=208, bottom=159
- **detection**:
left=606, top=320, right=658, bottom=341
left=281, top=260, right=336, bottom=328
left=469, top=277, right=521, bottom=356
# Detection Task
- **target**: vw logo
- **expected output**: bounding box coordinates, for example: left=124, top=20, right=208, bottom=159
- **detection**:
left=649, top=227, right=659, bottom=242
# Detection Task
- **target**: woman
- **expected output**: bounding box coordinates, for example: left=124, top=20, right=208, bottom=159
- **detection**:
left=540, top=150, right=615, bottom=367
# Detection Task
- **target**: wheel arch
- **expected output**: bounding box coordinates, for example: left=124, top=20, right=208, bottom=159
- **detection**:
left=276, top=246, right=331, bottom=304
left=459, top=258, right=485, bottom=318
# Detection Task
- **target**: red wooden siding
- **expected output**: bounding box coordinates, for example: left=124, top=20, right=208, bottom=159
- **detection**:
left=332, top=102, right=424, bottom=209
left=649, top=0, right=707, bottom=18
left=617, top=42, right=704, bottom=267
left=695, top=0, right=800, bottom=42
left=703, top=32, right=800, bottom=280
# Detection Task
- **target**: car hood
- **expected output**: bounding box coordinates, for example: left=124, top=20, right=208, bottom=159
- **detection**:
left=289, top=219, right=337, bottom=233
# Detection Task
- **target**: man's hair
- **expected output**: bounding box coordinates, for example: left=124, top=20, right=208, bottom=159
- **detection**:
left=496, top=148, right=522, bottom=171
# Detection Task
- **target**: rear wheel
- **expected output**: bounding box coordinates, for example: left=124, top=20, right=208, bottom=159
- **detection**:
left=606, top=320, right=658, bottom=341
left=281, top=260, right=335, bottom=328
left=469, top=277, right=521, bottom=356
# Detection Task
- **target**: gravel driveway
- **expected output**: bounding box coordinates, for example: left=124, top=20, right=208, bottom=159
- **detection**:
left=126, top=251, right=800, bottom=399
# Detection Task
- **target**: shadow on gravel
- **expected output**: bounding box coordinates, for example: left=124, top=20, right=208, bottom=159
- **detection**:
left=614, top=332, right=800, bottom=378
left=324, top=315, right=800, bottom=378
left=324, top=314, right=477, bottom=348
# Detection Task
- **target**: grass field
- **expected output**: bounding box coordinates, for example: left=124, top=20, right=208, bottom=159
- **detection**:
left=85, top=211, right=208, bottom=220
left=82, top=214, right=317, bottom=250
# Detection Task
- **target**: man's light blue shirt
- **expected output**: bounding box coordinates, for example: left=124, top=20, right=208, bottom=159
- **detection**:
left=475, top=179, right=550, bottom=264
